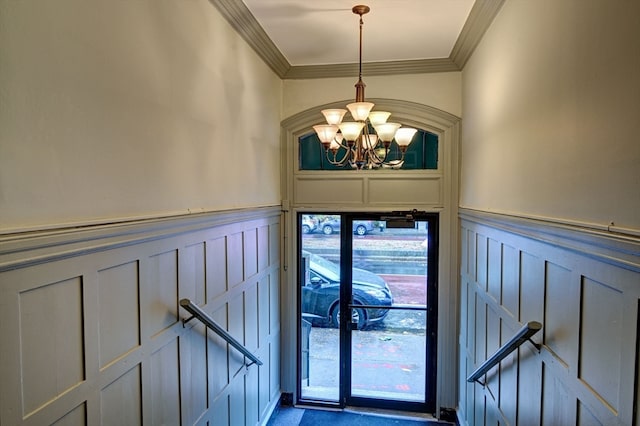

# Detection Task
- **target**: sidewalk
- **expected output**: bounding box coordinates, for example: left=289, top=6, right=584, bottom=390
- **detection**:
left=303, top=324, right=427, bottom=402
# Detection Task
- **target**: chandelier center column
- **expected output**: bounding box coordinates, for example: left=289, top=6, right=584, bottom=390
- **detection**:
left=353, top=5, right=369, bottom=103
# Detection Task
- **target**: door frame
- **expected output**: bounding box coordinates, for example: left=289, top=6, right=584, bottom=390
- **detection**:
left=281, top=99, right=460, bottom=416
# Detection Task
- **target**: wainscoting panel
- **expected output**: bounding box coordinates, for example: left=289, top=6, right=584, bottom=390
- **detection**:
left=293, top=173, right=444, bottom=209
left=367, top=176, right=442, bottom=206
left=294, top=176, right=365, bottom=205
left=458, top=210, right=640, bottom=426
left=55, top=402, right=87, bottom=426
left=146, top=249, right=179, bottom=337
left=181, top=321, right=208, bottom=425
left=19, top=277, right=85, bottom=416
left=100, top=364, right=142, bottom=426
left=97, top=261, right=141, bottom=369
left=150, top=338, right=181, bottom=425
left=0, top=207, right=282, bottom=426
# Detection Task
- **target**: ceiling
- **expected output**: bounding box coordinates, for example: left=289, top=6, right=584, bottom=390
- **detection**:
left=242, top=0, right=475, bottom=66
left=211, top=0, right=504, bottom=78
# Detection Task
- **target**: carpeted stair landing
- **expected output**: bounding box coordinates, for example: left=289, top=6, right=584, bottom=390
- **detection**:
left=268, top=407, right=455, bottom=426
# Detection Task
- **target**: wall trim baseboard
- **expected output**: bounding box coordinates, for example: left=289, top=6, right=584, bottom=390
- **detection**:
left=0, top=206, right=282, bottom=272
left=459, top=208, right=640, bottom=273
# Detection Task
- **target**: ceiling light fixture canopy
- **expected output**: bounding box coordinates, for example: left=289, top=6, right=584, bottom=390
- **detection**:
left=312, top=4, right=417, bottom=170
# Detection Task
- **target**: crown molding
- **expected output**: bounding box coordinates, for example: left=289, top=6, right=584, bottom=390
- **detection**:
left=212, top=0, right=504, bottom=79
left=283, top=58, right=460, bottom=79
left=210, top=0, right=290, bottom=77
left=450, top=0, right=506, bottom=69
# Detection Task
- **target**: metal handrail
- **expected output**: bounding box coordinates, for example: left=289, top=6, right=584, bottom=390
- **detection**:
left=179, top=298, right=263, bottom=367
left=467, top=320, right=542, bottom=385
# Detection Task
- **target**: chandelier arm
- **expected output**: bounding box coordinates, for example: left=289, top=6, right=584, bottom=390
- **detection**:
left=351, top=141, right=366, bottom=170
left=370, top=140, right=408, bottom=166
left=367, top=148, right=388, bottom=165
left=333, top=139, right=351, bottom=151
left=325, top=145, right=353, bottom=166
left=353, top=126, right=374, bottom=168
left=386, top=147, right=407, bottom=167
left=361, top=121, right=387, bottom=165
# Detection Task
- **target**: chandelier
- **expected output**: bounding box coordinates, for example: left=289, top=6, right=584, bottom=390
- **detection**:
left=313, top=5, right=418, bottom=170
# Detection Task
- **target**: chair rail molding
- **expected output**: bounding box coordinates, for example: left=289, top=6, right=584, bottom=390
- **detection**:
left=0, top=206, right=282, bottom=272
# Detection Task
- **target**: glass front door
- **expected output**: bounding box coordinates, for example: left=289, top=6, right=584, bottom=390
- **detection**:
left=298, top=213, right=438, bottom=412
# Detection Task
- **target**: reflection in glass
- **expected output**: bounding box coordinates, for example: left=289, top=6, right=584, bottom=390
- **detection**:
left=298, top=214, right=432, bottom=406
left=300, top=214, right=340, bottom=401
left=350, top=220, right=428, bottom=402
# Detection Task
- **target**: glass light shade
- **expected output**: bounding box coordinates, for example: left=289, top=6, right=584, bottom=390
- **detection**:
left=373, top=122, right=401, bottom=142
left=321, top=109, right=347, bottom=125
left=368, top=111, right=391, bottom=125
left=394, top=127, right=418, bottom=147
left=329, top=139, right=341, bottom=150
left=346, top=102, right=374, bottom=121
left=362, top=134, right=378, bottom=149
left=313, top=124, right=339, bottom=143
left=338, top=121, right=365, bottom=141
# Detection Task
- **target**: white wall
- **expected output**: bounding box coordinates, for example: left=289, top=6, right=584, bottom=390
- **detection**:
left=283, top=72, right=462, bottom=119
left=0, top=0, right=282, bottom=233
left=461, top=0, right=640, bottom=233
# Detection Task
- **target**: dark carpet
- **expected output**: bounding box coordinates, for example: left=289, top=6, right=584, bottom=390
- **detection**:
left=299, top=409, right=452, bottom=426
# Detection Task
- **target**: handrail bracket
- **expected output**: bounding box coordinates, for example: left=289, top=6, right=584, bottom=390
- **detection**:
left=528, top=337, right=541, bottom=352
left=182, top=315, right=195, bottom=327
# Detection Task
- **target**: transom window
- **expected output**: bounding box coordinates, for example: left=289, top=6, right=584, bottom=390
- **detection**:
left=298, top=129, right=438, bottom=170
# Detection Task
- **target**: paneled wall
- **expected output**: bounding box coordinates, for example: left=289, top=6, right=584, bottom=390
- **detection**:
left=0, top=208, right=281, bottom=426
left=458, top=210, right=640, bottom=425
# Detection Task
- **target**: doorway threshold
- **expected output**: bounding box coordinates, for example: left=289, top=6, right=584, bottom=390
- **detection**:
left=345, top=405, right=440, bottom=421
left=267, top=405, right=455, bottom=425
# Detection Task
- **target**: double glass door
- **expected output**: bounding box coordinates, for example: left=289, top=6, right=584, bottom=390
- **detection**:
left=298, top=212, right=438, bottom=412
